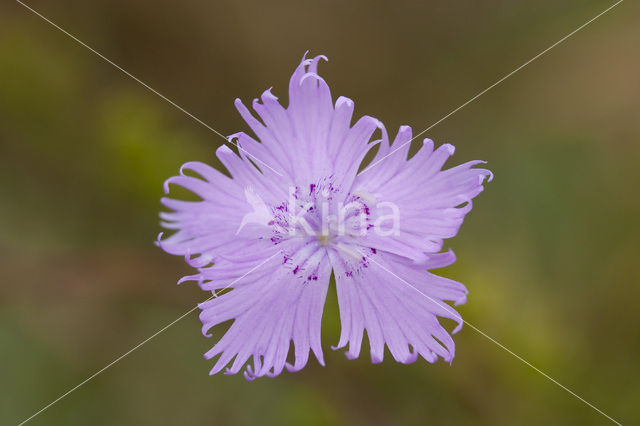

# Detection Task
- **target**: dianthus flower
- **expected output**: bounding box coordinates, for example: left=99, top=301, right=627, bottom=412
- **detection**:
left=159, top=53, right=491, bottom=379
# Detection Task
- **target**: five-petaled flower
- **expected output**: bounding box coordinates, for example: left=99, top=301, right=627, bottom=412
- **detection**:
left=159, top=53, right=492, bottom=380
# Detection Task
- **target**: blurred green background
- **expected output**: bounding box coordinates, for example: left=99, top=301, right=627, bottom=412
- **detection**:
left=1, top=0, right=638, bottom=425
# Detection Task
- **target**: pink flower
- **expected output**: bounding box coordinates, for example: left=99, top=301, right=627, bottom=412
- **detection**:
left=159, top=53, right=491, bottom=379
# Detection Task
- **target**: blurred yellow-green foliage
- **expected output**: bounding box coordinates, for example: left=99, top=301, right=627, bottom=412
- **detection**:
left=1, top=1, right=639, bottom=425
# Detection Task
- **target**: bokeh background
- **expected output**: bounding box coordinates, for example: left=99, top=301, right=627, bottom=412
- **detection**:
left=1, top=0, right=638, bottom=425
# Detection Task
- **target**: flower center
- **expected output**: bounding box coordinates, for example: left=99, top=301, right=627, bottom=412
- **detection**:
left=317, top=233, right=332, bottom=246
left=238, top=179, right=383, bottom=282
left=263, top=180, right=377, bottom=248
